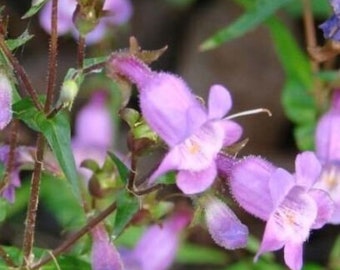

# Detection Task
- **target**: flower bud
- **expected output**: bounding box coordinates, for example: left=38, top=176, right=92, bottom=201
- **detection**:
left=73, top=1, right=103, bottom=37
left=57, top=79, right=79, bottom=110
left=204, top=195, right=248, bottom=250
left=0, top=72, right=13, bottom=130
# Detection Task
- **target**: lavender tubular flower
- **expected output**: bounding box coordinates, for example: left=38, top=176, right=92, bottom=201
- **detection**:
left=204, top=195, right=248, bottom=250
left=122, top=210, right=191, bottom=270
left=0, top=73, right=13, bottom=130
left=72, top=91, right=114, bottom=180
left=109, top=54, right=242, bottom=194
left=91, top=224, right=124, bottom=270
left=314, top=90, right=340, bottom=223
left=229, top=152, right=333, bottom=270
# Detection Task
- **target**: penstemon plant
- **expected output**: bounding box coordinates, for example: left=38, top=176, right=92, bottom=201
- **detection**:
left=0, top=0, right=340, bottom=270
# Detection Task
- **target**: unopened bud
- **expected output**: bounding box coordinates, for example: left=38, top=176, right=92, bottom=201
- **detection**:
left=73, top=2, right=101, bottom=37
left=57, top=79, right=79, bottom=110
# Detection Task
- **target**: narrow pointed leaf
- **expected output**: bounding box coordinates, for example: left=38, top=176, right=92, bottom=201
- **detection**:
left=12, top=98, right=81, bottom=201
left=22, top=0, right=49, bottom=19
left=6, top=30, right=34, bottom=50
left=113, top=191, right=139, bottom=237
left=200, top=0, right=293, bottom=51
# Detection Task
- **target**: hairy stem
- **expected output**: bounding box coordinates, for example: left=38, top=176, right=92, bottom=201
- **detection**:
left=21, top=134, right=45, bottom=267
left=22, top=0, right=59, bottom=266
left=0, top=37, right=43, bottom=111
left=45, top=0, right=59, bottom=112
left=31, top=202, right=117, bottom=269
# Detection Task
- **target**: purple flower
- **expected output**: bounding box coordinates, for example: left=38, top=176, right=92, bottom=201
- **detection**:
left=0, top=73, right=13, bottom=130
left=39, top=0, right=132, bottom=44
left=314, top=90, right=340, bottom=223
left=204, top=195, right=248, bottom=249
left=230, top=152, right=333, bottom=270
left=122, top=210, right=191, bottom=270
left=109, top=54, right=242, bottom=194
left=330, top=0, right=340, bottom=14
left=319, top=15, right=340, bottom=41
left=0, top=146, right=35, bottom=203
left=91, top=224, right=124, bottom=270
left=72, top=91, right=114, bottom=179
left=319, top=1, right=340, bottom=41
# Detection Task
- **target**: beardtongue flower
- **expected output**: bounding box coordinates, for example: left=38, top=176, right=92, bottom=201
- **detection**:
left=39, top=0, right=132, bottom=44
left=108, top=54, right=242, bottom=194
left=314, top=89, right=340, bottom=223
left=229, top=152, right=333, bottom=270
left=0, top=146, right=35, bottom=203
left=91, top=224, right=124, bottom=270
left=204, top=195, right=248, bottom=249
left=122, top=210, right=191, bottom=270
left=0, top=72, right=13, bottom=130
left=72, top=91, right=114, bottom=180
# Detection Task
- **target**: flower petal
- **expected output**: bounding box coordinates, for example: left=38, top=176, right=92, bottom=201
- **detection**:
left=185, top=104, right=208, bottom=136
left=230, top=156, right=275, bottom=220
left=208, top=85, right=232, bottom=119
left=295, top=151, right=321, bottom=188
left=132, top=211, right=190, bottom=270
left=284, top=241, right=303, bottom=270
left=39, top=0, right=75, bottom=35
left=221, top=120, right=243, bottom=146
left=205, top=196, right=248, bottom=249
left=0, top=73, right=12, bottom=130
left=309, top=188, right=334, bottom=228
left=270, top=187, right=317, bottom=243
left=91, top=225, right=124, bottom=270
left=139, top=73, right=202, bottom=146
left=315, top=102, right=340, bottom=161
left=176, top=165, right=217, bottom=194
left=269, top=168, right=295, bottom=208
left=73, top=91, right=113, bottom=149
left=103, top=0, right=133, bottom=25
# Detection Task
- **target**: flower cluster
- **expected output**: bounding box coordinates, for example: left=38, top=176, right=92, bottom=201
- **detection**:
left=105, top=48, right=340, bottom=270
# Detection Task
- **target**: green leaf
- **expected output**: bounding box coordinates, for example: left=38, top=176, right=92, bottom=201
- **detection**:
left=177, top=243, right=228, bottom=265
left=113, top=191, right=139, bottom=237
left=108, top=152, right=129, bottom=184
left=83, top=56, right=108, bottom=73
left=200, top=0, right=293, bottom=51
left=285, top=0, right=331, bottom=18
left=22, top=0, right=49, bottom=19
left=294, top=123, right=316, bottom=151
left=41, top=255, right=91, bottom=270
left=5, top=30, right=34, bottom=51
left=267, top=18, right=312, bottom=87
left=13, top=98, right=81, bottom=201
left=281, top=79, right=317, bottom=125
left=40, top=173, right=85, bottom=228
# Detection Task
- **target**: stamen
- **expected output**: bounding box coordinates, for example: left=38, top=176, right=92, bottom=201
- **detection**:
left=226, top=108, right=272, bottom=120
